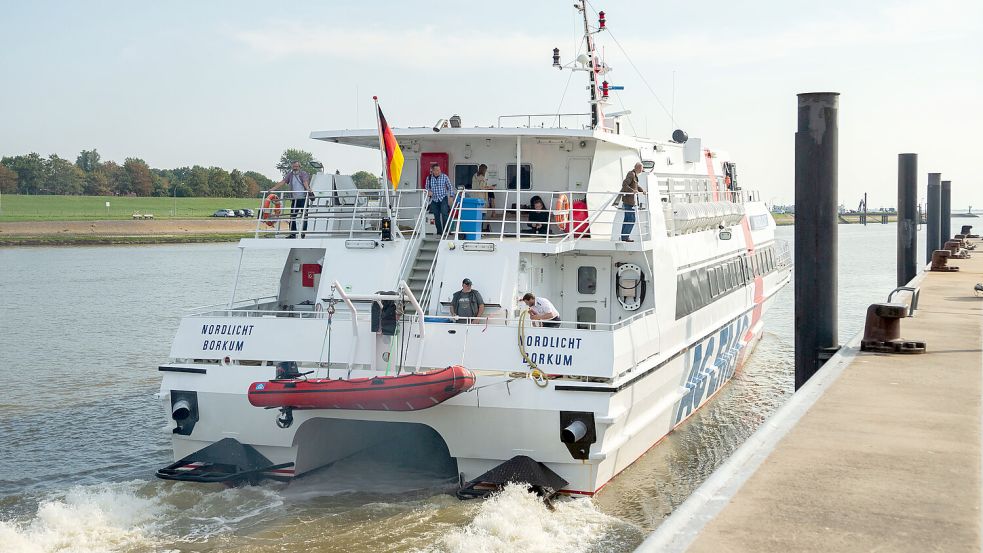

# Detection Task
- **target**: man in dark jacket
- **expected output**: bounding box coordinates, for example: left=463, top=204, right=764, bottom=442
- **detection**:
left=619, top=162, right=645, bottom=242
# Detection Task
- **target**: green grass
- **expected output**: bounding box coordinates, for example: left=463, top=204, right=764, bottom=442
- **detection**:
left=0, top=233, right=251, bottom=246
left=0, top=195, right=261, bottom=222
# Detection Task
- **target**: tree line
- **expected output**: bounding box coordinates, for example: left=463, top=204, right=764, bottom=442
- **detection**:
left=0, top=149, right=275, bottom=198
left=0, top=148, right=382, bottom=197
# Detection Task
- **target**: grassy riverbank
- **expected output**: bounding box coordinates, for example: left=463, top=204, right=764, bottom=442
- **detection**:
left=0, top=233, right=251, bottom=246
left=0, top=194, right=259, bottom=222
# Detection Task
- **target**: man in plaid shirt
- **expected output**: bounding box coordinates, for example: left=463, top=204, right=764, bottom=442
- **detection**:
left=426, top=163, right=453, bottom=235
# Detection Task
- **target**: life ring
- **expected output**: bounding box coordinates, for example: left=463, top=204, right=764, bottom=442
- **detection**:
left=261, top=193, right=282, bottom=227
left=553, top=194, right=570, bottom=232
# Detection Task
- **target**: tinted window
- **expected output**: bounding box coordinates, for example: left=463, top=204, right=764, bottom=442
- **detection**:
left=506, top=164, right=532, bottom=189
left=578, top=266, right=597, bottom=294
left=576, top=307, right=596, bottom=330
left=455, top=164, right=478, bottom=189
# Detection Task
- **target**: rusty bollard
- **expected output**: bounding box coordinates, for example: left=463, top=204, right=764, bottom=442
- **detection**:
left=931, top=249, right=959, bottom=272
left=944, top=239, right=970, bottom=259
left=960, top=224, right=978, bottom=238
left=860, top=303, right=926, bottom=354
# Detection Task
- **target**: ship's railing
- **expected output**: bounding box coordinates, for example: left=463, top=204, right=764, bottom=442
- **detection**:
left=658, top=176, right=760, bottom=204
left=445, top=189, right=650, bottom=244
left=253, top=189, right=428, bottom=240
left=775, top=239, right=792, bottom=268
left=497, top=113, right=591, bottom=129
left=418, top=189, right=461, bottom=316
left=185, top=296, right=658, bottom=332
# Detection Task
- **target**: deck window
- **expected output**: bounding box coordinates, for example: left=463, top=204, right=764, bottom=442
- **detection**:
left=454, top=164, right=478, bottom=189
left=506, top=164, right=532, bottom=190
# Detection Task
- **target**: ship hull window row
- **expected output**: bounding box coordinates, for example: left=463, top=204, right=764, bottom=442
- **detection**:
left=675, top=246, right=779, bottom=320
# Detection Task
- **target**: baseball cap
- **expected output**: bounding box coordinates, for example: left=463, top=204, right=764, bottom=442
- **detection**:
left=462, top=278, right=472, bottom=285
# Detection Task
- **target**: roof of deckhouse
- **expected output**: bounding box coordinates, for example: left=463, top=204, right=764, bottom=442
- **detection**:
left=309, top=126, right=647, bottom=150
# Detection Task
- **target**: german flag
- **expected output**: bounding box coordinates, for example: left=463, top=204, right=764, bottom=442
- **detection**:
left=378, top=105, right=404, bottom=189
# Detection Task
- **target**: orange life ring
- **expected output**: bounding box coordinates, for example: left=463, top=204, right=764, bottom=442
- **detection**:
left=262, top=193, right=282, bottom=227
left=554, top=194, right=570, bottom=232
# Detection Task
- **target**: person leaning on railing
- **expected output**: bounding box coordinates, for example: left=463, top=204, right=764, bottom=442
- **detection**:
left=617, top=162, right=646, bottom=242
left=269, top=161, right=312, bottom=238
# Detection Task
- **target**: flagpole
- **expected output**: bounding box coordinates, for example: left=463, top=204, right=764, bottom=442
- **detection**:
left=373, top=96, right=393, bottom=215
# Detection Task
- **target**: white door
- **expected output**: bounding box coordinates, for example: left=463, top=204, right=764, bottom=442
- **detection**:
left=561, top=256, right=611, bottom=329
left=568, top=158, right=591, bottom=191
left=400, top=159, right=419, bottom=190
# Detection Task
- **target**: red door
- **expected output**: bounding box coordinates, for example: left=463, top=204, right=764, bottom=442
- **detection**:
left=420, top=152, right=449, bottom=188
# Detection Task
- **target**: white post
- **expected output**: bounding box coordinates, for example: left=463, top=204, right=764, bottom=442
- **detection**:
left=228, top=246, right=244, bottom=309
left=516, top=135, right=522, bottom=236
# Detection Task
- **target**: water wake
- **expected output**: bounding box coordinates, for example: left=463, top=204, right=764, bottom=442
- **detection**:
left=437, top=484, right=638, bottom=553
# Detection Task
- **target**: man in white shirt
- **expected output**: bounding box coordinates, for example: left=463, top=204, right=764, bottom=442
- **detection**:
left=522, top=292, right=561, bottom=328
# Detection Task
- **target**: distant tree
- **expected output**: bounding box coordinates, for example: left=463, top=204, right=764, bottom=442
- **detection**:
left=152, top=174, right=171, bottom=197
left=244, top=170, right=274, bottom=193
left=230, top=169, right=248, bottom=197
left=243, top=175, right=261, bottom=197
left=352, top=170, right=381, bottom=189
left=188, top=165, right=210, bottom=197
left=75, top=149, right=101, bottom=173
left=277, top=149, right=320, bottom=180
left=84, top=168, right=111, bottom=195
left=124, top=158, right=153, bottom=196
left=2, top=153, right=48, bottom=194
left=47, top=155, right=85, bottom=195
left=207, top=167, right=232, bottom=197
left=0, top=165, right=17, bottom=193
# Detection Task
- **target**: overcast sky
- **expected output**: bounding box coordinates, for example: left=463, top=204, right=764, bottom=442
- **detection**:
left=1, top=0, right=980, bottom=208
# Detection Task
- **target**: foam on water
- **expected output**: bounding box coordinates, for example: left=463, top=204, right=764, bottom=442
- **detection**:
left=0, top=481, right=166, bottom=553
left=0, top=479, right=288, bottom=553
left=436, top=484, right=639, bottom=553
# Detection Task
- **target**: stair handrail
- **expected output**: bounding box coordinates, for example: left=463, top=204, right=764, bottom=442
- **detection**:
left=398, top=280, right=426, bottom=372
left=394, top=200, right=429, bottom=288
left=330, top=280, right=359, bottom=373
left=418, top=189, right=462, bottom=319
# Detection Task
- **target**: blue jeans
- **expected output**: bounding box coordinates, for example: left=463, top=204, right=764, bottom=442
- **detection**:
left=621, top=205, right=636, bottom=240
left=430, top=198, right=450, bottom=235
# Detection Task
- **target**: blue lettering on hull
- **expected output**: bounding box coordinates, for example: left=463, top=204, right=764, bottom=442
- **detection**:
left=673, top=315, right=751, bottom=425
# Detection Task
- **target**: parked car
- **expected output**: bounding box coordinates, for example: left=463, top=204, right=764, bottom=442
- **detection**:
left=234, top=209, right=246, bottom=217
left=211, top=209, right=236, bottom=217
left=243, top=209, right=255, bottom=218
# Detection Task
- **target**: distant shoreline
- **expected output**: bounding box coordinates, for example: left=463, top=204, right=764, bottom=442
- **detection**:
left=0, top=218, right=254, bottom=246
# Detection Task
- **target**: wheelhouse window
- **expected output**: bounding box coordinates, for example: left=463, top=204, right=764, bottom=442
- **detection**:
left=506, top=164, right=532, bottom=189
left=455, top=164, right=478, bottom=189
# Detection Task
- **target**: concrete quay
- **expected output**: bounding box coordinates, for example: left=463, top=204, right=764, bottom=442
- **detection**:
left=639, top=239, right=983, bottom=552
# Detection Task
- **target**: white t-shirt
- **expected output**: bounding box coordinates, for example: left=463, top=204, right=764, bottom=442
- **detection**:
left=529, top=297, right=559, bottom=319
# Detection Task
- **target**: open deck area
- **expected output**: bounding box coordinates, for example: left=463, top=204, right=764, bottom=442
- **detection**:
left=639, top=239, right=983, bottom=552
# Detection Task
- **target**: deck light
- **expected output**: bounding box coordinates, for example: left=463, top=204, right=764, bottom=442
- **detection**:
left=345, top=239, right=378, bottom=249
left=601, top=81, right=610, bottom=98
left=462, top=242, right=496, bottom=252
left=598, top=11, right=606, bottom=29
left=552, top=48, right=561, bottom=68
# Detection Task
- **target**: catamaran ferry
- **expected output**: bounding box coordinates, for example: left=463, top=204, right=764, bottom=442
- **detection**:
left=156, top=4, right=791, bottom=496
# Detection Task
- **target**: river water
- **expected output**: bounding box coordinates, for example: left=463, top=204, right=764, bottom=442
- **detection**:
left=0, top=223, right=926, bottom=553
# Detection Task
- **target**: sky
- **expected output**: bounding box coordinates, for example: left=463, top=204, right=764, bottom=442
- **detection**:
left=1, top=0, right=980, bottom=208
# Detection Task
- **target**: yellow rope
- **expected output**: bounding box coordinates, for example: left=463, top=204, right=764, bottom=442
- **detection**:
left=518, top=309, right=549, bottom=388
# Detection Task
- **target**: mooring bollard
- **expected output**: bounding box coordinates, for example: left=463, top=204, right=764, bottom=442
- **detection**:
left=860, top=303, right=926, bottom=354
left=930, top=249, right=959, bottom=272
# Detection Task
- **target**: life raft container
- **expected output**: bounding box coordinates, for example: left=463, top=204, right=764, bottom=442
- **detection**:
left=261, top=193, right=282, bottom=227
left=247, top=365, right=475, bottom=411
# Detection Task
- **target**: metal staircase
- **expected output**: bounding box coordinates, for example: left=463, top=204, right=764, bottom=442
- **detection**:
left=406, top=236, right=439, bottom=310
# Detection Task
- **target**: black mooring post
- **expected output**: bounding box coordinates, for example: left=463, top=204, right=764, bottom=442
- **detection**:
left=941, top=180, right=952, bottom=244
left=897, top=154, right=918, bottom=286
left=863, top=192, right=868, bottom=225
left=794, top=92, right=839, bottom=391
left=926, top=173, right=941, bottom=263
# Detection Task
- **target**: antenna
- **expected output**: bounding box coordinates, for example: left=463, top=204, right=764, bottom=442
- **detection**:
left=671, top=71, right=676, bottom=131
left=551, top=3, right=616, bottom=131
